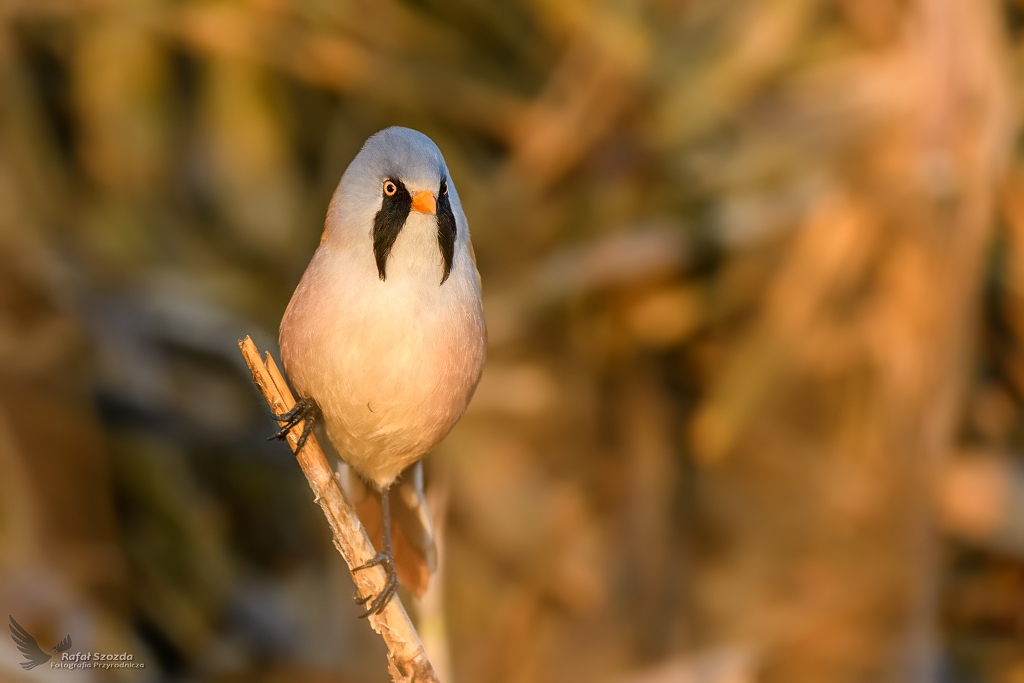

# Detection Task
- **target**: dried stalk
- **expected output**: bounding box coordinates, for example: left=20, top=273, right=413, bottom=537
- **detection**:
left=238, top=336, right=439, bottom=683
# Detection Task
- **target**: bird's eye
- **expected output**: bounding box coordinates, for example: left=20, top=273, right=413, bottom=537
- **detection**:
left=441, top=180, right=448, bottom=196
left=383, top=180, right=398, bottom=196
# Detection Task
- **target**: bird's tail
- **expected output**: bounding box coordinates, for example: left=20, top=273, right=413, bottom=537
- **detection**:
left=338, top=460, right=437, bottom=596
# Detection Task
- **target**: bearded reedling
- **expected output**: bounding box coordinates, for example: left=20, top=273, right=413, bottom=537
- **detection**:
left=275, top=127, right=486, bottom=615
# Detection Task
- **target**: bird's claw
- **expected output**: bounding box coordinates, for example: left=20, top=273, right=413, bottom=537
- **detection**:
left=269, top=397, right=320, bottom=452
left=352, top=552, right=400, bottom=616
left=357, top=571, right=400, bottom=617
left=352, top=552, right=389, bottom=573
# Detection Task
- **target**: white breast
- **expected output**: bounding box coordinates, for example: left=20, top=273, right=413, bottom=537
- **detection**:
left=279, top=217, right=486, bottom=488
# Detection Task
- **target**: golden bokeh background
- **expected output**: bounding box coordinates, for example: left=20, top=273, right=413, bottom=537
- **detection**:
left=2, top=0, right=1024, bottom=681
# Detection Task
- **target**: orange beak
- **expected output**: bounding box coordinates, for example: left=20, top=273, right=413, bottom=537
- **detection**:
left=411, top=190, right=437, bottom=215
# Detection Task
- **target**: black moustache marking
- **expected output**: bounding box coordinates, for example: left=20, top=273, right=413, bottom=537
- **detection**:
left=372, top=178, right=412, bottom=281
left=437, top=177, right=456, bottom=284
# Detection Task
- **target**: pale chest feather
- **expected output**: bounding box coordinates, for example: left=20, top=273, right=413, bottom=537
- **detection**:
left=279, top=241, right=486, bottom=483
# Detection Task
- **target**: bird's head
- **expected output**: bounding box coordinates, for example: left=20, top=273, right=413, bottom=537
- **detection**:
left=323, top=126, right=468, bottom=285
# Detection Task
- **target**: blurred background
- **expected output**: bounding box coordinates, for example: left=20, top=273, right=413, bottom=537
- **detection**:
left=1, top=0, right=1023, bottom=681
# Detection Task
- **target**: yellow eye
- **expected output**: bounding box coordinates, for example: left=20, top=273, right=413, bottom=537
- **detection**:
left=383, top=180, right=398, bottom=196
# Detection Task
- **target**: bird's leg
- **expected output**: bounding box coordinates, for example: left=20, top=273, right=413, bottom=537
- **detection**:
left=352, top=485, right=400, bottom=617
left=268, top=396, right=320, bottom=452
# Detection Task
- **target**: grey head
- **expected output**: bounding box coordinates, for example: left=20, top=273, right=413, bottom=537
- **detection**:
left=325, top=127, right=466, bottom=285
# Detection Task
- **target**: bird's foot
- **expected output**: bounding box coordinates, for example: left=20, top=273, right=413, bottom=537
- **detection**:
left=352, top=552, right=400, bottom=617
left=268, top=397, right=320, bottom=451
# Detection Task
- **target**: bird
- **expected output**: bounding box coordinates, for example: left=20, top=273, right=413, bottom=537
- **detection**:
left=9, top=616, right=72, bottom=670
left=274, top=127, right=486, bottom=616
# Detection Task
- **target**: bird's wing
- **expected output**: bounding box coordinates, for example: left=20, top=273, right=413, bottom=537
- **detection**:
left=9, top=617, right=51, bottom=669
left=467, top=241, right=487, bottom=342
left=54, top=634, right=72, bottom=652
left=468, top=240, right=484, bottom=292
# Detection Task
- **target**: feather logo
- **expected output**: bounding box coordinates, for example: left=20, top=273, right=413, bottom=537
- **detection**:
left=9, top=616, right=72, bottom=670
